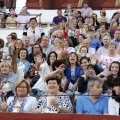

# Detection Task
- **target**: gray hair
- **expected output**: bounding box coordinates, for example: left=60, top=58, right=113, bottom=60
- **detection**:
left=87, top=77, right=103, bottom=89
left=42, top=36, right=50, bottom=41
left=0, top=61, right=12, bottom=72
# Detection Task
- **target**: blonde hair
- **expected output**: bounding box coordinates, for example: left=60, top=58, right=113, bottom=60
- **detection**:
left=15, top=79, right=31, bottom=94
left=54, top=38, right=63, bottom=47
left=0, top=61, right=12, bottom=72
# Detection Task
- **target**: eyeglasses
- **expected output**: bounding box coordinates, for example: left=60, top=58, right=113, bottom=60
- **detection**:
left=17, top=86, right=27, bottom=89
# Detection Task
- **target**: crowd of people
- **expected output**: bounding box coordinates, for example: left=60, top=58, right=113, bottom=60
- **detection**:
left=0, top=1, right=120, bottom=115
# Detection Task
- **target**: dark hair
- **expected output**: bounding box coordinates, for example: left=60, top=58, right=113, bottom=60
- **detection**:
left=106, top=61, right=120, bottom=88
left=99, top=22, right=107, bottom=30
left=47, top=51, right=58, bottom=66
left=8, top=34, right=17, bottom=40
left=87, top=64, right=95, bottom=70
left=29, top=17, right=37, bottom=22
left=100, top=10, right=106, bottom=16
left=66, top=52, right=80, bottom=67
left=112, top=77, right=120, bottom=102
left=33, top=51, right=42, bottom=57
left=46, top=75, right=61, bottom=84
left=52, top=60, right=63, bottom=71
left=18, top=48, right=28, bottom=59
left=79, top=34, right=86, bottom=39
left=32, top=43, right=43, bottom=54
left=0, top=38, right=4, bottom=48
left=87, top=29, right=94, bottom=33
left=0, top=1, right=4, bottom=8
left=80, top=56, right=90, bottom=65
left=111, top=12, right=119, bottom=20
left=80, top=46, right=88, bottom=53
left=77, top=11, right=81, bottom=15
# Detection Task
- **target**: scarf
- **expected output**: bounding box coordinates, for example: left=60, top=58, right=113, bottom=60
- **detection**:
left=7, top=95, right=27, bottom=112
left=27, top=27, right=42, bottom=44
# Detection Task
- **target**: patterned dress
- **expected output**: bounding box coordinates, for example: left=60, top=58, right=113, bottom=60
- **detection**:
left=36, top=92, right=73, bottom=113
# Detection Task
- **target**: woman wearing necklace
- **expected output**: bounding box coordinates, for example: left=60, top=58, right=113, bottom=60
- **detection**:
left=32, top=75, right=73, bottom=113
left=0, top=79, right=37, bottom=112
left=16, top=48, right=30, bottom=77
left=23, top=17, right=45, bottom=45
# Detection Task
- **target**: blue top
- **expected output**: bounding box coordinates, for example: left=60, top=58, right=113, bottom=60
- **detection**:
left=90, top=38, right=102, bottom=50
left=64, top=66, right=83, bottom=84
left=53, top=16, right=67, bottom=25
left=76, top=93, right=108, bottom=114
left=16, top=58, right=30, bottom=73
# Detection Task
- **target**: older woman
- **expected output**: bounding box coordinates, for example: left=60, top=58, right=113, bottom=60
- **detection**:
left=99, top=43, right=120, bottom=70
left=63, top=37, right=75, bottom=53
left=0, top=61, right=18, bottom=98
left=32, top=75, right=73, bottom=113
left=0, top=79, right=37, bottom=112
left=95, top=23, right=111, bottom=43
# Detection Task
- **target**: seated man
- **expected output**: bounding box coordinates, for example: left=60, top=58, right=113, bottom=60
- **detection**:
left=41, top=36, right=54, bottom=58
left=52, top=9, right=67, bottom=26
left=76, top=76, right=108, bottom=114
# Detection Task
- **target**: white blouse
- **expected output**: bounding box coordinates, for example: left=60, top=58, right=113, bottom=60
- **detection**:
left=108, top=97, right=120, bottom=115
left=7, top=96, right=37, bottom=112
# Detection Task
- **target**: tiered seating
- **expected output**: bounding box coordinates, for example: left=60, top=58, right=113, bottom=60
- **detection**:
left=26, top=0, right=41, bottom=9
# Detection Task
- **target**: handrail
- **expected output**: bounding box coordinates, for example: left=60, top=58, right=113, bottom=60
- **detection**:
left=0, top=113, right=119, bottom=120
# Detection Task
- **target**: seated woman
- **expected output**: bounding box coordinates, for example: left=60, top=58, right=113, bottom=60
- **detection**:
left=31, top=51, right=57, bottom=96
left=75, top=34, right=86, bottom=53
left=16, top=48, right=30, bottom=77
left=95, top=22, right=111, bottom=43
left=25, top=52, right=42, bottom=87
left=0, top=61, right=18, bottom=98
left=64, top=52, right=82, bottom=98
left=99, top=43, right=120, bottom=71
left=0, top=79, right=37, bottom=112
left=108, top=77, right=120, bottom=115
left=32, top=74, right=73, bottom=113
left=63, top=37, right=75, bottom=53
left=6, top=11, right=17, bottom=28
left=13, top=39, right=23, bottom=58
left=78, top=46, right=90, bottom=57
left=6, top=54, right=17, bottom=74
left=54, top=38, right=63, bottom=55
left=98, top=61, right=120, bottom=95
left=79, top=65, right=101, bottom=95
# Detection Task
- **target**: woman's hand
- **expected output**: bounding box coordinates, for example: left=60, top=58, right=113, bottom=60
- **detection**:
left=99, top=71, right=112, bottom=77
left=32, top=109, right=41, bottom=113
left=0, top=97, right=7, bottom=112
left=49, top=98, right=59, bottom=108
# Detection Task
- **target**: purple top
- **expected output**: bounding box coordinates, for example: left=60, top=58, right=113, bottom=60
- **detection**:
left=52, top=16, right=67, bottom=25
